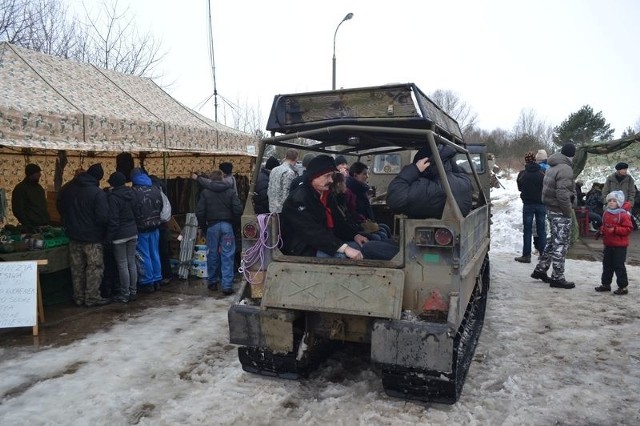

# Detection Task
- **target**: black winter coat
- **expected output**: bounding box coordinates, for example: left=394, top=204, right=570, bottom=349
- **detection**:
left=253, top=168, right=270, bottom=214
left=516, top=162, right=545, bottom=204
left=106, top=185, right=138, bottom=242
left=280, top=183, right=358, bottom=256
left=196, top=179, right=242, bottom=226
left=57, top=173, right=108, bottom=242
left=387, top=145, right=473, bottom=218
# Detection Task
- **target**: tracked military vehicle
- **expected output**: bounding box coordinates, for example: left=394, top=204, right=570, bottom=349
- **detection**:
left=228, top=83, right=490, bottom=404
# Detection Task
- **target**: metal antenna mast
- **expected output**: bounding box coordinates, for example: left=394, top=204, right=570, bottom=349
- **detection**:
left=207, top=0, right=218, bottom=121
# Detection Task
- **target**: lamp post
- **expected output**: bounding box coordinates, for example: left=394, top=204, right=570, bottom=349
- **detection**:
left=332, top=12, right=353, bottom=90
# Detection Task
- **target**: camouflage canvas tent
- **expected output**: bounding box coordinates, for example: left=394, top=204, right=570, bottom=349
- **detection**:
left=573, top=132, right=640, bottom=177
left=0, top=42, right=257, bottom=154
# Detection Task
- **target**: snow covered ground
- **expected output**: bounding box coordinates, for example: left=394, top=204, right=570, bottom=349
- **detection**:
left=1, top=175, right=639, bottom=425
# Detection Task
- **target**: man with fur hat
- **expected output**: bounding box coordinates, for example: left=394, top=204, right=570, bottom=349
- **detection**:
left=280, top=155, right=398, bottom=260
left=515, top=151, right=546, bottom=263
left=57, top=163, right=110, bottom=306
left=11, top=163, right=50, bottom=227
left=531, top=143, right=577, bottom=289
left=602, top=162, right=635, bottom=204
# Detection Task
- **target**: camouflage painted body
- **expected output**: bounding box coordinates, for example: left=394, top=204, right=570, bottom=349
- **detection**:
left=69, top=240, right=105, bottom=305
left=534, top=211, right=572, bottom=280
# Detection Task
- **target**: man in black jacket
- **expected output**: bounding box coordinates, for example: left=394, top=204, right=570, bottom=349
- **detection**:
left=12, top=163, right=50, bottom=228
left=253, top=156, right=279, bottom=214
left=196, top=170, right=243, bottom=295
left=387, top=145, right=472, bottom=219
left=281, top=155, right=398, bottom=260
left=57, top=163, right=110, bottom=307
left=515, top=152, right=546, bottom=263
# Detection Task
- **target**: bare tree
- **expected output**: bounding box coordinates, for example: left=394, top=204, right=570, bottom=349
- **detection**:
left=513, top=108, right=554, bottom=149
left=1, top=0, right=164, bottom=78
left=78, top=0, right=164, bottom=77
left=430, top=89, right=478, bottom=135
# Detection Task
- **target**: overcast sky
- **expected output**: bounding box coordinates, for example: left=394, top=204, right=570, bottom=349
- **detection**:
left=73, top=0, right=640, bottom=136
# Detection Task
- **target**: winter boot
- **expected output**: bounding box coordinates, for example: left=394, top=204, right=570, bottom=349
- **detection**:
left=531, top=270, right=550, bottom=283
left=514, top=255, right=531, bottom=263
left=613, top=286, right=628, bottom=295
left=550, top=278, right=575, bottom=289
left=594, top=285, right=611, bottom=292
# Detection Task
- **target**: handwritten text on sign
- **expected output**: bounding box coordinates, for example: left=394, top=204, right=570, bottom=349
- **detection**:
left=0, top=261, right=38, bottom=328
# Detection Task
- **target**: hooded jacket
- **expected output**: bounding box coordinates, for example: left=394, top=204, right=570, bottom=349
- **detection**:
left=517, top=162, right=545, bottom=204
left=541, top=152, right=575, bottom=217
left=281, top=182, right=359, bottom=256
left=196, top=179, right=242, bottom=226
left=106, top=185, right=138, bottom=242
left=131, top=172, right=163, bottom=232
left=386, top=145, right=473, bottom=218
left=601, top=191, right=633, bottom=247
left=602, top=172, right=636, bottom=203
left=253, top=167, right=271, bottom=214
left=57, top=173, right=108, bottom=242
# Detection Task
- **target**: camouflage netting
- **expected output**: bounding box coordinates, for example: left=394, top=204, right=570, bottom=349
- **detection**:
left=572, top=132, right=640, bottom=178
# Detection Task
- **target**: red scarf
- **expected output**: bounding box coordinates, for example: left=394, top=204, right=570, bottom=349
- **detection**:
left=319, top=190, right=334, bottom=229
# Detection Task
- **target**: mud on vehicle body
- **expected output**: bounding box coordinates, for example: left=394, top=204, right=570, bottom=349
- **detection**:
left=229, top=83, right=490, bottom=404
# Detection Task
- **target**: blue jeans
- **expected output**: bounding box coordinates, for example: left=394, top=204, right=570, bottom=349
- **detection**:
left=523, top=204, right=546, bottom=256
left=136, top=230, right=162, bottom=286
left=206, top=222, right=236, bottom=290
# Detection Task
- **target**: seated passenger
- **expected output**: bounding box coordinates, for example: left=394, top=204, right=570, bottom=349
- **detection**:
left=387, top=145, right=473, bottom=218
left=333, top=172, right=390, bottom=241
left=281, top=155, right=398, bottom=260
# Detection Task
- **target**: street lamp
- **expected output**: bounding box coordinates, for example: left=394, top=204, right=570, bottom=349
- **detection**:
left=332, top=12, right=354, bottom=90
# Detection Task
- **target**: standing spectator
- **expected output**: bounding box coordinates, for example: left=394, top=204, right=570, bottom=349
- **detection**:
left=196, top=170, right=243, bottom=295
left=602, top=162, right=636, bottom=204
left=289, top=153, right=316, bottom=191
left=106, top=172, right=138, bottom=303
left=594, top=191, right=633, bottom=295
left=268, top=148, right=298, bottom=213
left=12, top=163, right=50, bottom=228
left=57, top=163, right=110, bottom=307
left=535, top=149, right=549, bottom=171
left=585, top=182, right=604, bottom=229
left=335, top=155, right=349, bottom=177
left=531, top=143, right=577, bottom=289
left=515, top=152, right=546, bottom=263
left=219, top=162, right=238, bottom=195
left=130, top=168, right=164, bottom=293
left=253, top=156, right=279, bottom=214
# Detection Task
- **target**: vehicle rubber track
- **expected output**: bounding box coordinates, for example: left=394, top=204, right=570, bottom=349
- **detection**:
left=238, top=331, right=333, bottom=380
left=381, top=255, right=490, bottom=404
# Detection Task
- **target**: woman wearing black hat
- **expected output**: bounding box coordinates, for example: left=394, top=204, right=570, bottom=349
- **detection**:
left=602, top=162, right=636, bottom=204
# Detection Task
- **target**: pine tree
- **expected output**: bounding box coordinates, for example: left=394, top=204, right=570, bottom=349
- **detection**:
left=553, top=105, right=614, bottom=147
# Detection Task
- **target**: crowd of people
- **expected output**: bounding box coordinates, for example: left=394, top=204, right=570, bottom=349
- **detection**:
left=516, top=144, right=636, bottom=294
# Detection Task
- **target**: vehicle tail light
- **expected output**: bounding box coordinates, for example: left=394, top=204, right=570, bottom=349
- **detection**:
left=242, top=223, right=258, bottom=239
left=434, top=228, right=453, bottom=246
